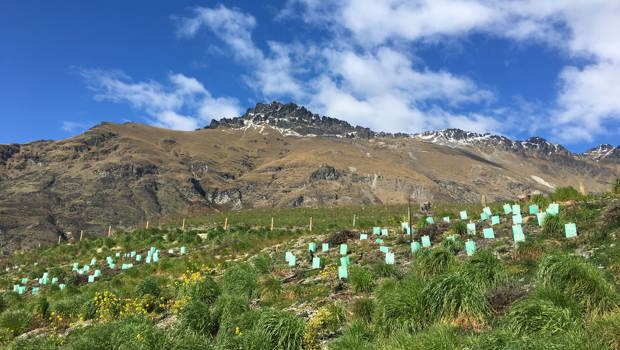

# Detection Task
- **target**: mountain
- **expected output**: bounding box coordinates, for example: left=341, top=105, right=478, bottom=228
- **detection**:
left=583, top=144, right=620, bottom=162
left=1, top=102, right=618, bottom=253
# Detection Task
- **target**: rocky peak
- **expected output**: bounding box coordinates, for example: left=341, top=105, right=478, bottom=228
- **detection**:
left=583, top=144, right=620, bottom=162
left=206, top=101, right=375, bottom=138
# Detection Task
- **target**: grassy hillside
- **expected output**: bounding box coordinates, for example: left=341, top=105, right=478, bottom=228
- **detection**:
left=0, top=186, right=619, bottom=349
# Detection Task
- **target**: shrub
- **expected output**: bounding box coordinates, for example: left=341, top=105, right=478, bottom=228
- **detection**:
left=502, top=298, right=578, bottom=336
left=542, top=214, right=563, bottom=238
left=257, top=308, right=305, bottom=350
left=536, top=254, right=619, bottom=314
left=459, top=250, right=508, bottom=290
left=136, top=276, right=161, bottom=298
left=451, top=221, right=467, bottom=235
left=303, top=304, right=345, bottom=349
left=349, top=266, right=375, bottom=293
left=421, top=273, right=490, bottom=328
left=0, top=309, right=31, bottom=337
left=352, top=298, right=375, bottom=324
left=415, top=249, right=456, bottom=277
left=179, top=300, right=219, bottom=335
left=373, top=278, right=425, bottom=334
left=614, top=178, right=620, bottom=194
left=550, top=186, right=581, bottom=202
left=220, top=263, right=259, bottom=299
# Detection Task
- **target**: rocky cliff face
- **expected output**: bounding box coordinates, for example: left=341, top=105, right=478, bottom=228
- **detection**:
left=208, top=101, right=376, bottom=138
left=1, top=102, right=619, bottom=254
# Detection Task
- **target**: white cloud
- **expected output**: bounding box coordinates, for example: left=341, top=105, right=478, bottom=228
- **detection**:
left=176, top=4, right=500, bottom=135
left=61, top=121, right=93, bottom=133
left=280, top=0, right=620, bottom=143
left=81, top=69, right=242, bottom=130
left=84, top=1, right=620, bottom=144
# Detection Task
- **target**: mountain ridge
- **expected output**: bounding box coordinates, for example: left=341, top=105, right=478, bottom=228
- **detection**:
left=1, top=101, right=619, bottom=254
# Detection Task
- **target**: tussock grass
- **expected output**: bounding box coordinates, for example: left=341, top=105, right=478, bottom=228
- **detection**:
left=459, top=250, right=508, bottom=290
left=415, top=248, right=457, bottom=277
left=421, top=272, right=491, bottom=328
left=257, top=308, right=305, bottom=350
left=502, top=297, right=579, bottom=336
left=349, top=265, right=375, bottom=293
left=373, top=278, right=425, bottom=334
left=536, top=254, right=619, bottom=314
left=379, top=325, right=466, bottom=350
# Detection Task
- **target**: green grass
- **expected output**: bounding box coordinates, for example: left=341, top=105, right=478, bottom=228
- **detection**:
left=536, top=254, right=619, bottom=314
left=1, top=194, right=619, bottom=348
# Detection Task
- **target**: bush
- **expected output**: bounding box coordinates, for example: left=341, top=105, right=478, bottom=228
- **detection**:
left=460, top=250, right=508, bottom=290
left=550, top=186, right=581, bottom=202
left=536, top=254, right=619, bottom=314
left=352, top=298, right=375, bottom=324
left=257, top=308, right=305, bottom=350
left=179, top=300, right=219, bottom=335
left=220, top=263, right=259, bottom=299
left=451, top=221, right=467, bottom=235
left=614, top=178, right=620, bottom=194
left=349, top=266, right=375, bottom=293
left=542, top=214, right=563, bottom=239
left=303, top=304, right=345, bottom=349
left=502, top=298, right=578, bottom=336
left=415, top=249, right=456, bottom=277
left=0, top=309, right=31, bottom=337
left=136, top=276, right=161, bottom=298
left=421, top=273, right=490, bottom=328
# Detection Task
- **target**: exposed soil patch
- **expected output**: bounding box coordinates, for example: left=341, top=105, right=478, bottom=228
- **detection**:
left=415, top=222, right=451, bottom=241
left=488, top=286, right=528, bottom=316
left=324, top=230, right=359, bottom=245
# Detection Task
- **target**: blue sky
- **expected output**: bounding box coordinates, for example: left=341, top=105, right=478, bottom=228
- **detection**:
left=1, top=1, right=619, bottom=152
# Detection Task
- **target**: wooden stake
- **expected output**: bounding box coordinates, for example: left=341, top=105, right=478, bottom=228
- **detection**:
left=309, top=217, right=313, bottom=231
left=579, top=180, right=586, bottom=195
left=224, top=217, right=228, bottom=230
left=352, top=214, right=356, bottom=227
left=182, top=218, right=186, bottom=231
left=107, top=226, right=112, bottom=237
left=79, top=230, right=83, bottom=241
left=408, top=200, right=413, bottom=244
left=270, top=217, right=274, bottom=231
left=58, top=236, right=61, bottom=244
left=145, top=221, right=149, bottom=229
